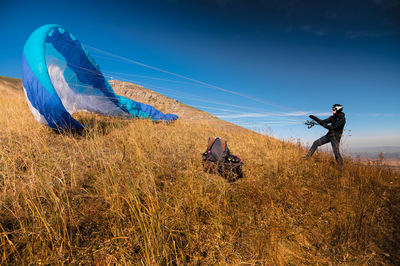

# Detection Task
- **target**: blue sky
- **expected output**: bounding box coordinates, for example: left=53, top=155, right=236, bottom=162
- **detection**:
left=1, top=0, right=399, bottom=150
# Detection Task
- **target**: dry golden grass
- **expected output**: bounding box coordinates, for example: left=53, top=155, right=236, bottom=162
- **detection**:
left=0, top=83, right=399, bottom=265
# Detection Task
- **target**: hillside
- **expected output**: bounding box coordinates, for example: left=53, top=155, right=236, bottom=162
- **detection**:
left=0, top=75, right=22, bottom=91
left=0, top=75, right=399, bottom=264
left=110, top=80, right=217, bottom=122
left=110, top=80, right=248, bottom=132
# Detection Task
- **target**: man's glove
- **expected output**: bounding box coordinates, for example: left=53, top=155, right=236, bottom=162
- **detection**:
left=305, top=120, right=316, bottom=129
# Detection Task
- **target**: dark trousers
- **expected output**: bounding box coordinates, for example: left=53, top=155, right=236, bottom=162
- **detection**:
left=306, top=135, right=343, bottom=166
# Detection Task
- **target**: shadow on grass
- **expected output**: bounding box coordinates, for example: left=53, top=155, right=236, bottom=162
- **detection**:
left=48, top=113, right=134, bottom=138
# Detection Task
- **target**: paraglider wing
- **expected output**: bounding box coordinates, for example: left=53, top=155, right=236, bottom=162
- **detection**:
left=22, top=24, right=178, bottom=131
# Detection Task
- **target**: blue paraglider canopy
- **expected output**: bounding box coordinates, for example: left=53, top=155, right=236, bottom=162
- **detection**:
left=22, top=24, right=178, bottom=131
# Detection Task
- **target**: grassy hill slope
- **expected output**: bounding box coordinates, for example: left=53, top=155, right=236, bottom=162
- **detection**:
left=0, top=75, right=22, bottom=91
left=0, top=76, right=399, bottom=264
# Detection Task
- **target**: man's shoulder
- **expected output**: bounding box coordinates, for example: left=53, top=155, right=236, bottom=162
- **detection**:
left=335, top=112, right=345, bottom=118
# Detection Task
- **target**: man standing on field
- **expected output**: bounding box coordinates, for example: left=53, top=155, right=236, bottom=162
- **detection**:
left=304, top=104, right=346, bottom=166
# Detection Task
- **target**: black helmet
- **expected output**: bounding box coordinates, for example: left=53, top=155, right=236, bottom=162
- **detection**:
left=332, top=104, right=343, bottom=112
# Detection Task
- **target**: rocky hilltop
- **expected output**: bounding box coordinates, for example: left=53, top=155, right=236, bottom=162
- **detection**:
left=0, top=75, right=22, bottom=92
left=109, top=80, right=221, bottom=122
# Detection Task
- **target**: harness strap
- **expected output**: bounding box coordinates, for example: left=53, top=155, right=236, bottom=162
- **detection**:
left=207, top=137, right=215, bottom=151
left=220, top=139, right=227, bottom=153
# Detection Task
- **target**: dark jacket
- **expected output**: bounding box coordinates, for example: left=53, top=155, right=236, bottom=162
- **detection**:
left=310, top=112, right=346, bottom=139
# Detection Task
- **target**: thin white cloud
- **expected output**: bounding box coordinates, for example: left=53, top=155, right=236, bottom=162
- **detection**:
left=218, top=111, right=330, bottom=119
left=354, top=113, right=400, bottom=117
left=370, top=113, right=400, bottom=118
left=193, top=105, right=244, bottom=113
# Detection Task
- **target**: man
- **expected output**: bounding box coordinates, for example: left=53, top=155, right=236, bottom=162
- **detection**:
left=304, top=104, right=346, bottom=166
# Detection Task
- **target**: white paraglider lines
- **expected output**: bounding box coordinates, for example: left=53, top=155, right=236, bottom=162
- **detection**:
left=80, top=44, right=311, bottom=126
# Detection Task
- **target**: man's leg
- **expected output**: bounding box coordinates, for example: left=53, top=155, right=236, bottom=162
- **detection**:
left=305, top=135, right=330, bottom=159
left=331, top=137, right=343, bottom=166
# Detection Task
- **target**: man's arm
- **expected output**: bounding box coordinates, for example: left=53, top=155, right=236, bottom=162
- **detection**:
left=309, top=115, right=334, bottom=128
left=323, top=116, right=345, bottom=130
left=309, top=115, right=321, bottom=123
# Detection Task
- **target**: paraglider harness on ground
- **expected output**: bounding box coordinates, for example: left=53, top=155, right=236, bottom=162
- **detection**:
left=202, top=137, right=243, bottom=182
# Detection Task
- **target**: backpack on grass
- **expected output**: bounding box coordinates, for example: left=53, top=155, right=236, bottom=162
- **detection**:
left=202, top=137, right=243, bottom=182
